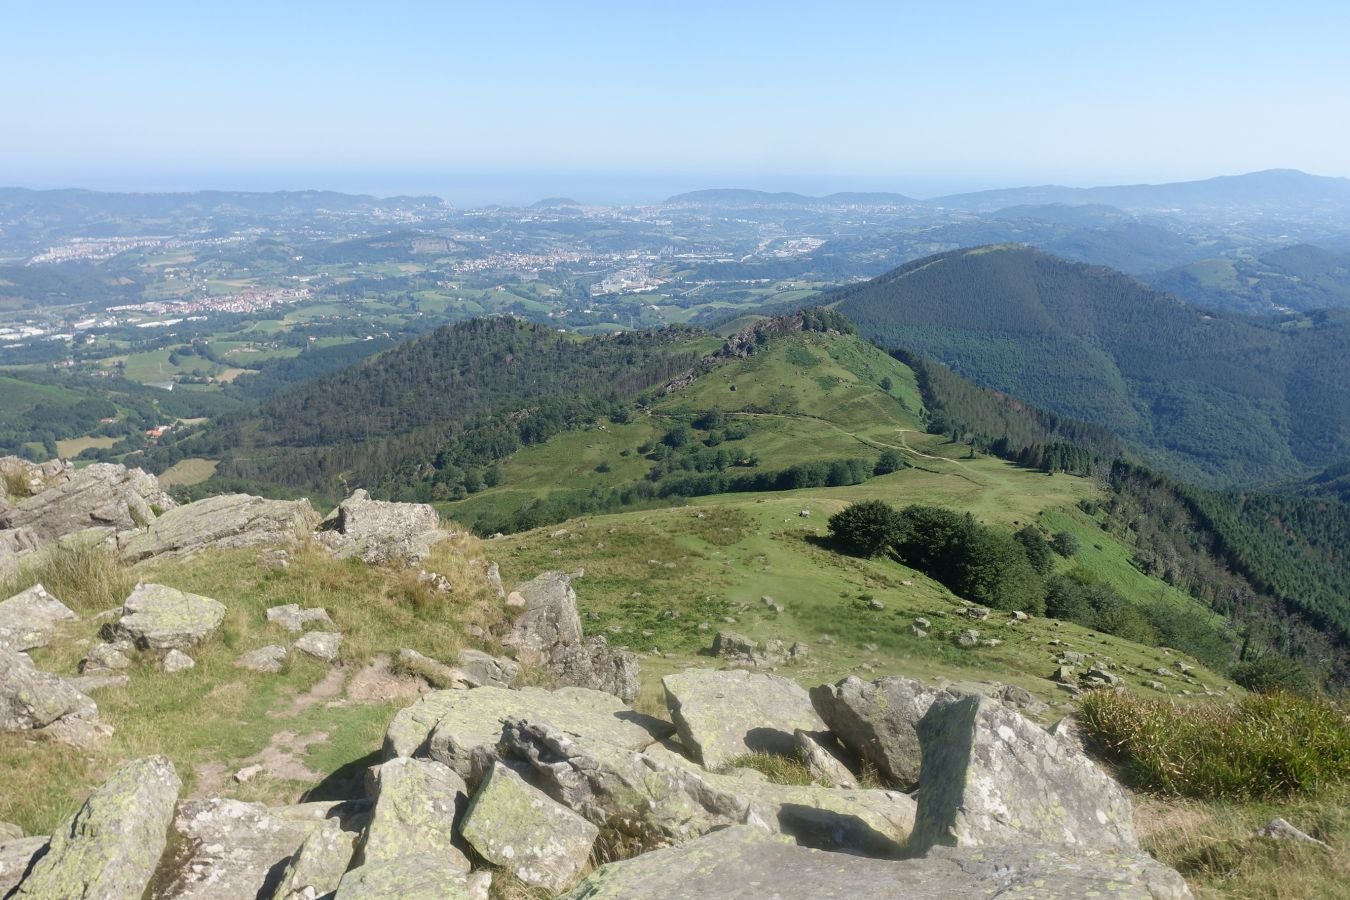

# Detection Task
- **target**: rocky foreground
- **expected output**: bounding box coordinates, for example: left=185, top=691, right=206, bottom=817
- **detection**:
left=0, top=458, right=1195, bottom=897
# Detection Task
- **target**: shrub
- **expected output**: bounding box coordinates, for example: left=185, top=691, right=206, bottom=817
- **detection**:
left=1231, top=656, right=1316, bottom=697
left=874, top=448, right=904, bottom=475
left=828, top=500, right=899, bottom=557
left=1078, top=690, right=1350, bottom=799
left=1051, top=531, right=1079, bottom=556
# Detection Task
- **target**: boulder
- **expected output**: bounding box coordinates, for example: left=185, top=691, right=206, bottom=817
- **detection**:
left=711, top=630, right=757, bottom=663
left=294, top=631, right=343, bottom=663
left=484, top=561, right=505, bottom=598
left=162, top=648, right=196, bottom=673
left=0, top=584, right=76, bottom=651
left=266, top=603, right=335, bottom=633
left=0, top=836, right=48, bottom=899
left=663, top=669, right=826, bottom=770
left=80, top=641, right=132, bottom=674
left=810, top=676, right=957, bottom=789
left=102, top=582, right=226, bottom=650
left=159, top=798, right=365, bottom=900
left=334, top=857, right=472, bottom=899
left=793, top=729, right=857, bottom=788
left=0, top=528, right=41, bottom=581
left=269, top=818, right=358, bottom=900
left=236, top=645, right=289, bottom=673
left=1254, top=817, right=1330, bottom=849
left=459, top=761, right=598, bottom=891
left=548, top=634, right=640, bottom=702
left=316, top=490, right=446, bottom=566
left=558, top=824, right=1193, bottom=900
left=14, top=755, right=180, bottom=900
left=117, top=493, right=319, bottom=562
left=1, top=646, right=101, bottom=737
left=0, top=463, right=173, bottom=543
left=384, top=685, right=671, bottom=776
left=455, top=648, right=518, bottom=688
left=360, top=757, right=471, bottom=872
left=909, top=694, right=1138, bottom=852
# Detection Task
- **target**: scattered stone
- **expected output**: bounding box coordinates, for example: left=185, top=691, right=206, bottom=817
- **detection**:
left=1174, top=661, right=1195, bottom=674
left=234, top=764, right=263, bottom=784
left=0, top=584, right=76, bottom=651
left=316, top=489, right=446, bottom=566
left=788, top=641, right=809, bottom=661
left=909, top=694, right=1137, bottom=852
left=417, top=569, right=452, bottom=593
left=559, top=824, right=1192, bottom=900
left=809, top=676, right=957, bottom=788
left=162, top=648, right=195, bottom=673
left=914, top=617, right=931, bottom=629
left=67, top=673, right=130, bottom=693
left=236, top=645, right=288, bottom=673
left=14, top=755, right=179, bottom=900
left=793, top=729, right=857, bottom=788
left=798, top=509, right=811, bottom=517
left=1083, top=666, right=1121, bottom=687
left=362, top=757, right=471, bottom=872
left=1053, top=665, right=1076, bottom=683
left=663, top=669, right=826, bottom=769
left=955, top=629, right=981, bottom=649
left=460, top=761, right=598, bottom=891
left=711, top=630, right=757, bottom=662
left=266, top=603, right=335, bottom=633
left=1061, top=651, right=1088, bottom=666
left=1254, top=817, right=1329, bottom=849
left=1145, top=680, right=1167, bottom=691
left=965, top=606, right=990, bottom=620
left=1, top=463, right=173, bottom=543
left=483, top=561, right=505, bottom=598
left=910, top=624, right=928, bottom=638
left=334, top=856, right=471, bottom=899
left=294, top=631, right=343, bottom=664
left=1011, top=610, right=1029, bottom=621
left=867, top=598, right=885, bottom=611
left=80, top=641, right=131, bottom=674
left=991, top=684, right=1048, bottom=716
left=102, top=582, right=226, bottom=650
left=117, top=493, right=317, bottom=562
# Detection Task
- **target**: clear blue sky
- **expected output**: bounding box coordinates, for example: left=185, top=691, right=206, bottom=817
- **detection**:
left=2, top=1, right=1347, bottom=202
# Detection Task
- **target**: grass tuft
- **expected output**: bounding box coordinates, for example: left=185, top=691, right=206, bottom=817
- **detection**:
left=1079, top=690, right=1350, bottom=799
left=723, top=751, right=818, bottom=786
left=1, top=540, right=136, bottom=614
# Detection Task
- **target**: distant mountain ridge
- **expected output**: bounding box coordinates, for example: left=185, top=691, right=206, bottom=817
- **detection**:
left=662, top=188, right=918, bottom=207
left=1148, top=243, right=1350, bottom=314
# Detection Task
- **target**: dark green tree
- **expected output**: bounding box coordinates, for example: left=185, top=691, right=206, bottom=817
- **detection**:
left=828, top=500, right=900, bottom=558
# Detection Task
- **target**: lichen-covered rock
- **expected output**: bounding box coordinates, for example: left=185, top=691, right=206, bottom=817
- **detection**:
left=162, top=648, right=195, bottom=673
left=266, top=603, right=334, bottom=633
left=0, top=528, right=41, bottom=582
left=334, top=857, right=472, bottom=899
left=117, top=493, right=318, bottom=563
left=361, top=757, right=471, bottom=871
left=558, top=825, right=1193, bottom=900
left=1, top=646, right=100, bottom=735
left=460, top=762, right=598, bottom=891
left=1, top=463, right=173, bottom=543
left=80, top=641, right=132, bottom=674
left=384, top=684, right=670, bottom=775
left=15, top=755, right=180, bottom=900
left=909, top=694, right=1138, bottom=852
left=67, top=673, right=131, bottom=693
left=236, top=645, right=288, bottom=673
left=397, top=648, right=472, bottom=688
left=103, top=582, right=226, bottom=650
left=158, top=798, right=364, bottom=900
left=0, top=583, right=76, bottom=651
left=502, top=571, right=585, bottom=664
left=0, top=822, right=24, bottom=841
left=548, top=634, right=640, bottom=702
left=294, top=631, right=343, bottom=663
left=663, top=669, right=825, bottom=769
left=793, top=728, right=857, bottom=788
left=711, top=630, right=758, bottom=663
left=809, top=675, right=958, bottom=789
left=0, top=836, right=48, bottom=898
left=455, top=648, right=518, bottom=688
left=270, top=818, right=358, bottom=900
left=316, top=490, right=446, bottom=566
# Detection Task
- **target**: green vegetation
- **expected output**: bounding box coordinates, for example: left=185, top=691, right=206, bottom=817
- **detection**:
left=1080, top=690, right=1350, bottom=799
left=723, top=753, right=817, bottom=786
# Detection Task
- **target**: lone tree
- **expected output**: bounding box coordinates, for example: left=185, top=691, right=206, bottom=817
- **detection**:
left=828, top=500, right=899, bottom=557
left=1051, top=531, right=1080, bottom=557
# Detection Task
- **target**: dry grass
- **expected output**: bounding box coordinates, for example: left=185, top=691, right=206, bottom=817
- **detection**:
left=0, top=539, right=136, bottom=614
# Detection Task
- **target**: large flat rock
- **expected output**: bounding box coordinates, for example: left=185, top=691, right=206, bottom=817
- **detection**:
left=118, top=493, right=318, bottom=562
left=1, top=463, right=173, bottom=543
left=910, top=694, right=1138, bottom=852
left=334, top=857, right=472, bottom=899
left=14, top=755, right=180, bottom=900
left=663, top=669, right=826, bottom=769
left=0, top=583, right=77, bottom=652
left=103, top=582, right=226, bottom=651
left=384, top=685, right=671, bottom=774
left=559, top=825, right=1193, bottom=899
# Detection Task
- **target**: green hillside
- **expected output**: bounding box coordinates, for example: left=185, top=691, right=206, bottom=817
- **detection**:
left=1150, top=243, right=1350, bottom=314
left=831, top=244, right=1350, bottom=487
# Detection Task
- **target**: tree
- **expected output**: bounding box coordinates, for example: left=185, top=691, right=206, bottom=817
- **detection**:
left=662, top=425, right=692, bottom=448
left=1051, top=531, right=1079, bottom=557
left=880, top=376, right=893, bottom=391
left=828, top=500, right=899, bottom=557
left=1014, top=525, right=1054, bottom=575
left=874, top=448, right=904, bottom=475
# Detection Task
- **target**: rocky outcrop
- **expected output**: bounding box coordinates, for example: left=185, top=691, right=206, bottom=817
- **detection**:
left=0, top=583, right=77, bottom=651
left=15, top=755, right=180, bottom=900
left=158, top=798, right=365, bottom=900
left=316, top=490, right=446, bottom=566
left=560, top=824, right=1192, bottom=899
left=0, top=456, right=72, bottom=498
left=118, top=493, right=318, bottom=562
left=909, top=694, right=1138, bottom=852
left=809, top=675, right=957, bottom=788
left=334, top=857, right=473, bottom=899
left=270, top=818, right=358, bottom=900
left=0, top=646, right=103, bottom=743
left=102, top=582, right=226, bottom=650
left=460, top=761, right=598, bottom=891
left=0, top=527, right=41, bottom=580
left=360, top=757, right=471, bottom=872
left=1, top=463, right=173, bottom=543
left=663, top=669, right=826, bottom=769
left=503, top=571, right=640, bottom=701
left=455, top=648, right=518, bottom=688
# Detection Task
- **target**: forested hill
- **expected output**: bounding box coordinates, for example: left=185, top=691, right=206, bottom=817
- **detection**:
left=140, top=317, right=709, bottom=502
left=832, top=244, right=1350, bottom=488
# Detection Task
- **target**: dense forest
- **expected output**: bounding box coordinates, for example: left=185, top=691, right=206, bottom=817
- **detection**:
left=832, top=244, right=1350, bottom=488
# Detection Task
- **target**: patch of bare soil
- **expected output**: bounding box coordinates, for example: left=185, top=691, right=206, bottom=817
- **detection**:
left=346, top=654, right=431, bottom=703
left=267, top=665, right=349, bottom=719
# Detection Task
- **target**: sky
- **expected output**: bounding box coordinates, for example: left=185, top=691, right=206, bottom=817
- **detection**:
left=2, top=1, right=1348, bottom=204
